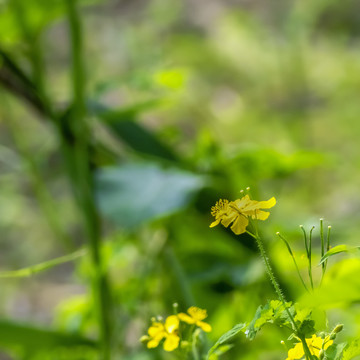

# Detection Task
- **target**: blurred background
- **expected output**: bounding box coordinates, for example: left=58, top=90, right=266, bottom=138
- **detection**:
left=1, top=0, right=360, bottom=359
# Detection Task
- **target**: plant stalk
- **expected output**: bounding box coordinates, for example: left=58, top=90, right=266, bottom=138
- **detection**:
left=65, top=1, right=112, bottom=358
left=247, top=231, right=314, bottom=360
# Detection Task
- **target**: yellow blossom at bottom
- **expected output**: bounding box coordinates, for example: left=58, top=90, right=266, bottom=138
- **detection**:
left=286, top=335, right=333, bottom=360
left=144, top=315, right=180, bottom=352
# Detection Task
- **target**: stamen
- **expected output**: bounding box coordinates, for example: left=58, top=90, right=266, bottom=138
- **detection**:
left=211, top=199, right=229, bottom=216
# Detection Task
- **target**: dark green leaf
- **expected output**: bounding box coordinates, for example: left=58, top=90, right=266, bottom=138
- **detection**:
left=0, top=319, right=96, bottom=351
left=95, top=162, right=205, bottom=228
left=92, top=101, right=179, bottom=162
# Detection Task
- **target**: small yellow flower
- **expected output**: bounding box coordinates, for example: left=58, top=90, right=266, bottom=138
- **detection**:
left=178, top=306, right=212, bottom=332
left=210, top=195, right=276, bottom=235
left=144, top=315, right=180, bottom=352
left=286, top=335, right=333, bottom=360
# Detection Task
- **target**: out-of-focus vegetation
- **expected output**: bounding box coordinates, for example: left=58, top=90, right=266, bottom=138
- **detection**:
left=1, top=0, right=360, bottom=359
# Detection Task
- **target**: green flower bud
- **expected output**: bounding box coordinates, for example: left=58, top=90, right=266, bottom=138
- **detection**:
left=333, top=324, right=344, bottom=333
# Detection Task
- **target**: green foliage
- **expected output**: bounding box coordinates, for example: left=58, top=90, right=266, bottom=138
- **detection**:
left=246, top=300, right=294, bottom=340
left=0, top=320, right=96, bottom=352
left=95, top=162, right=205, bottom=228
left=342, top=339, right=360, bottom=360
left=320, top=245, right=360, bottom=265
left=1, top=0, right=360, bottom=359
left=207, top=323, right=246, bottom=359
left=326, top=343, right=348, bottom=360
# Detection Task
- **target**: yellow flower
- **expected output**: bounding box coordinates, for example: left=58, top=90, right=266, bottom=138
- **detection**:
left=178, top=306, right=212, bottom=332
left=145, top=315, right=180, bottom=352
left=286, top=335, right=333, bottom=360
left=210, top=195, right=276, bottom=235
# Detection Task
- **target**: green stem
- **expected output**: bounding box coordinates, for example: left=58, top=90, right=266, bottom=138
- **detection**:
left=324, top=226, right=331, bottom=275
left=191, top=330, right=200, bottom=360
left=276, top=232, right=309, bottom=292
left=165, top=247, right=195, bottom=308
left=320, top=219, right=325, bottom=279
left=65, top=1, right=112, bottom=358
left=308, top=226, right=315, bottom=290
left=246, top=231, right=314, bottom=360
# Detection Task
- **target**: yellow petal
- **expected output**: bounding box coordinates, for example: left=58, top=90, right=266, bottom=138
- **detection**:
left=148, top=323, right=165, bottom=337
left=232, top=196, right=251, bottom=210
left=178, top=312, right=195, bottom=324
left=165, top=315, right=179, bottom=333
left=209, top=219, right=221, bottom=228
left=147, top=338, right=161, bottom=349
left=197, top=320, right=212, bottom=332
left=256, top=197, right=276, bottom=209
left=287, top=342, right=304, bottom=359
left=251, top=210, right=270, bottom=221
left=163, top=334, right=180, bottom=351
left=230, top=215, right=249, bottom=235
left=187, top=306, right=207, bottom=321
left=221, top=212, right=238, bottom=228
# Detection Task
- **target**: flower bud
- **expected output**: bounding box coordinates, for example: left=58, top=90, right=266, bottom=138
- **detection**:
left=333, top=324, right=344, bottom=333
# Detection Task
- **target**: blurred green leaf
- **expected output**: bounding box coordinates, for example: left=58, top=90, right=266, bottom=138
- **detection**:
left=326, top=342, right=348, bottom=360
left=207, top=323, right=246, bottom=359
left=95, top=162, right=205, bottom=228
left=300, top=259, right=360, bottom=308
left=0, top=320, right=96, bottom=351
left=92, top=101, right=179, bottom=162
left=343, top=339, right=360, bottom=360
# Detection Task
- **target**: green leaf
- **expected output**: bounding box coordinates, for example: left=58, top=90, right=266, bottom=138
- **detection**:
left=208, top=344, right=234, bottom=360
left=246, top=300, right=293, bottom=340
left=206, top=323, right=246, bottom=359
left=0, top=320, right=96, bottom=351
left=95, top=162, right=205, bottom=228
left=92, top=101, right=179, bottom=162
left=319, top=245, right=360, bottom=265
left=343, top=339, right=360, bottom=360
left=325, top=343, right=347, bottom=360
left=300, top=259, right=360, bottom=308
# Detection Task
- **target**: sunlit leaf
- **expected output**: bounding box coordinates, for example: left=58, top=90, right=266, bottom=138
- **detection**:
left=319, top=245, right=360, bottom=265
left=343, top=339, right=360, bottom=360
left=207, top=323, right=246, bottom=359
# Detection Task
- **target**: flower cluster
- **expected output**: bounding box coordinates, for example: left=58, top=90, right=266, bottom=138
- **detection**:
left=141, top=306, right=211, bottom=352
left=210, top=194, right=276, bottom=235
left=286, top=335, right=333, bottom=360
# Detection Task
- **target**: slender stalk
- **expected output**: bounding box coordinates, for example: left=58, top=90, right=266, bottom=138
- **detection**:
left=276, top=232, right=309, bottom=292
left=320, top=219, right=325, bottom=278
left=191, top=330, right=200, bottom=360
left=246, top=231, right=314, bottom=359
left=300, top=225, right=314, bottom=290
left=65, top=1, right=112, bottom=358
left=308, top=226, right=315, bottom=290
left=164, top=247, right=195, bottom=308
left=0, top=249, right=86, bottom=278
left=324, top=226, right=331, bottom=273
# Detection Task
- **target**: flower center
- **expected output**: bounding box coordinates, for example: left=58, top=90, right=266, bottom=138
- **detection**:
left=211, top=199, right=229, bottom=217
